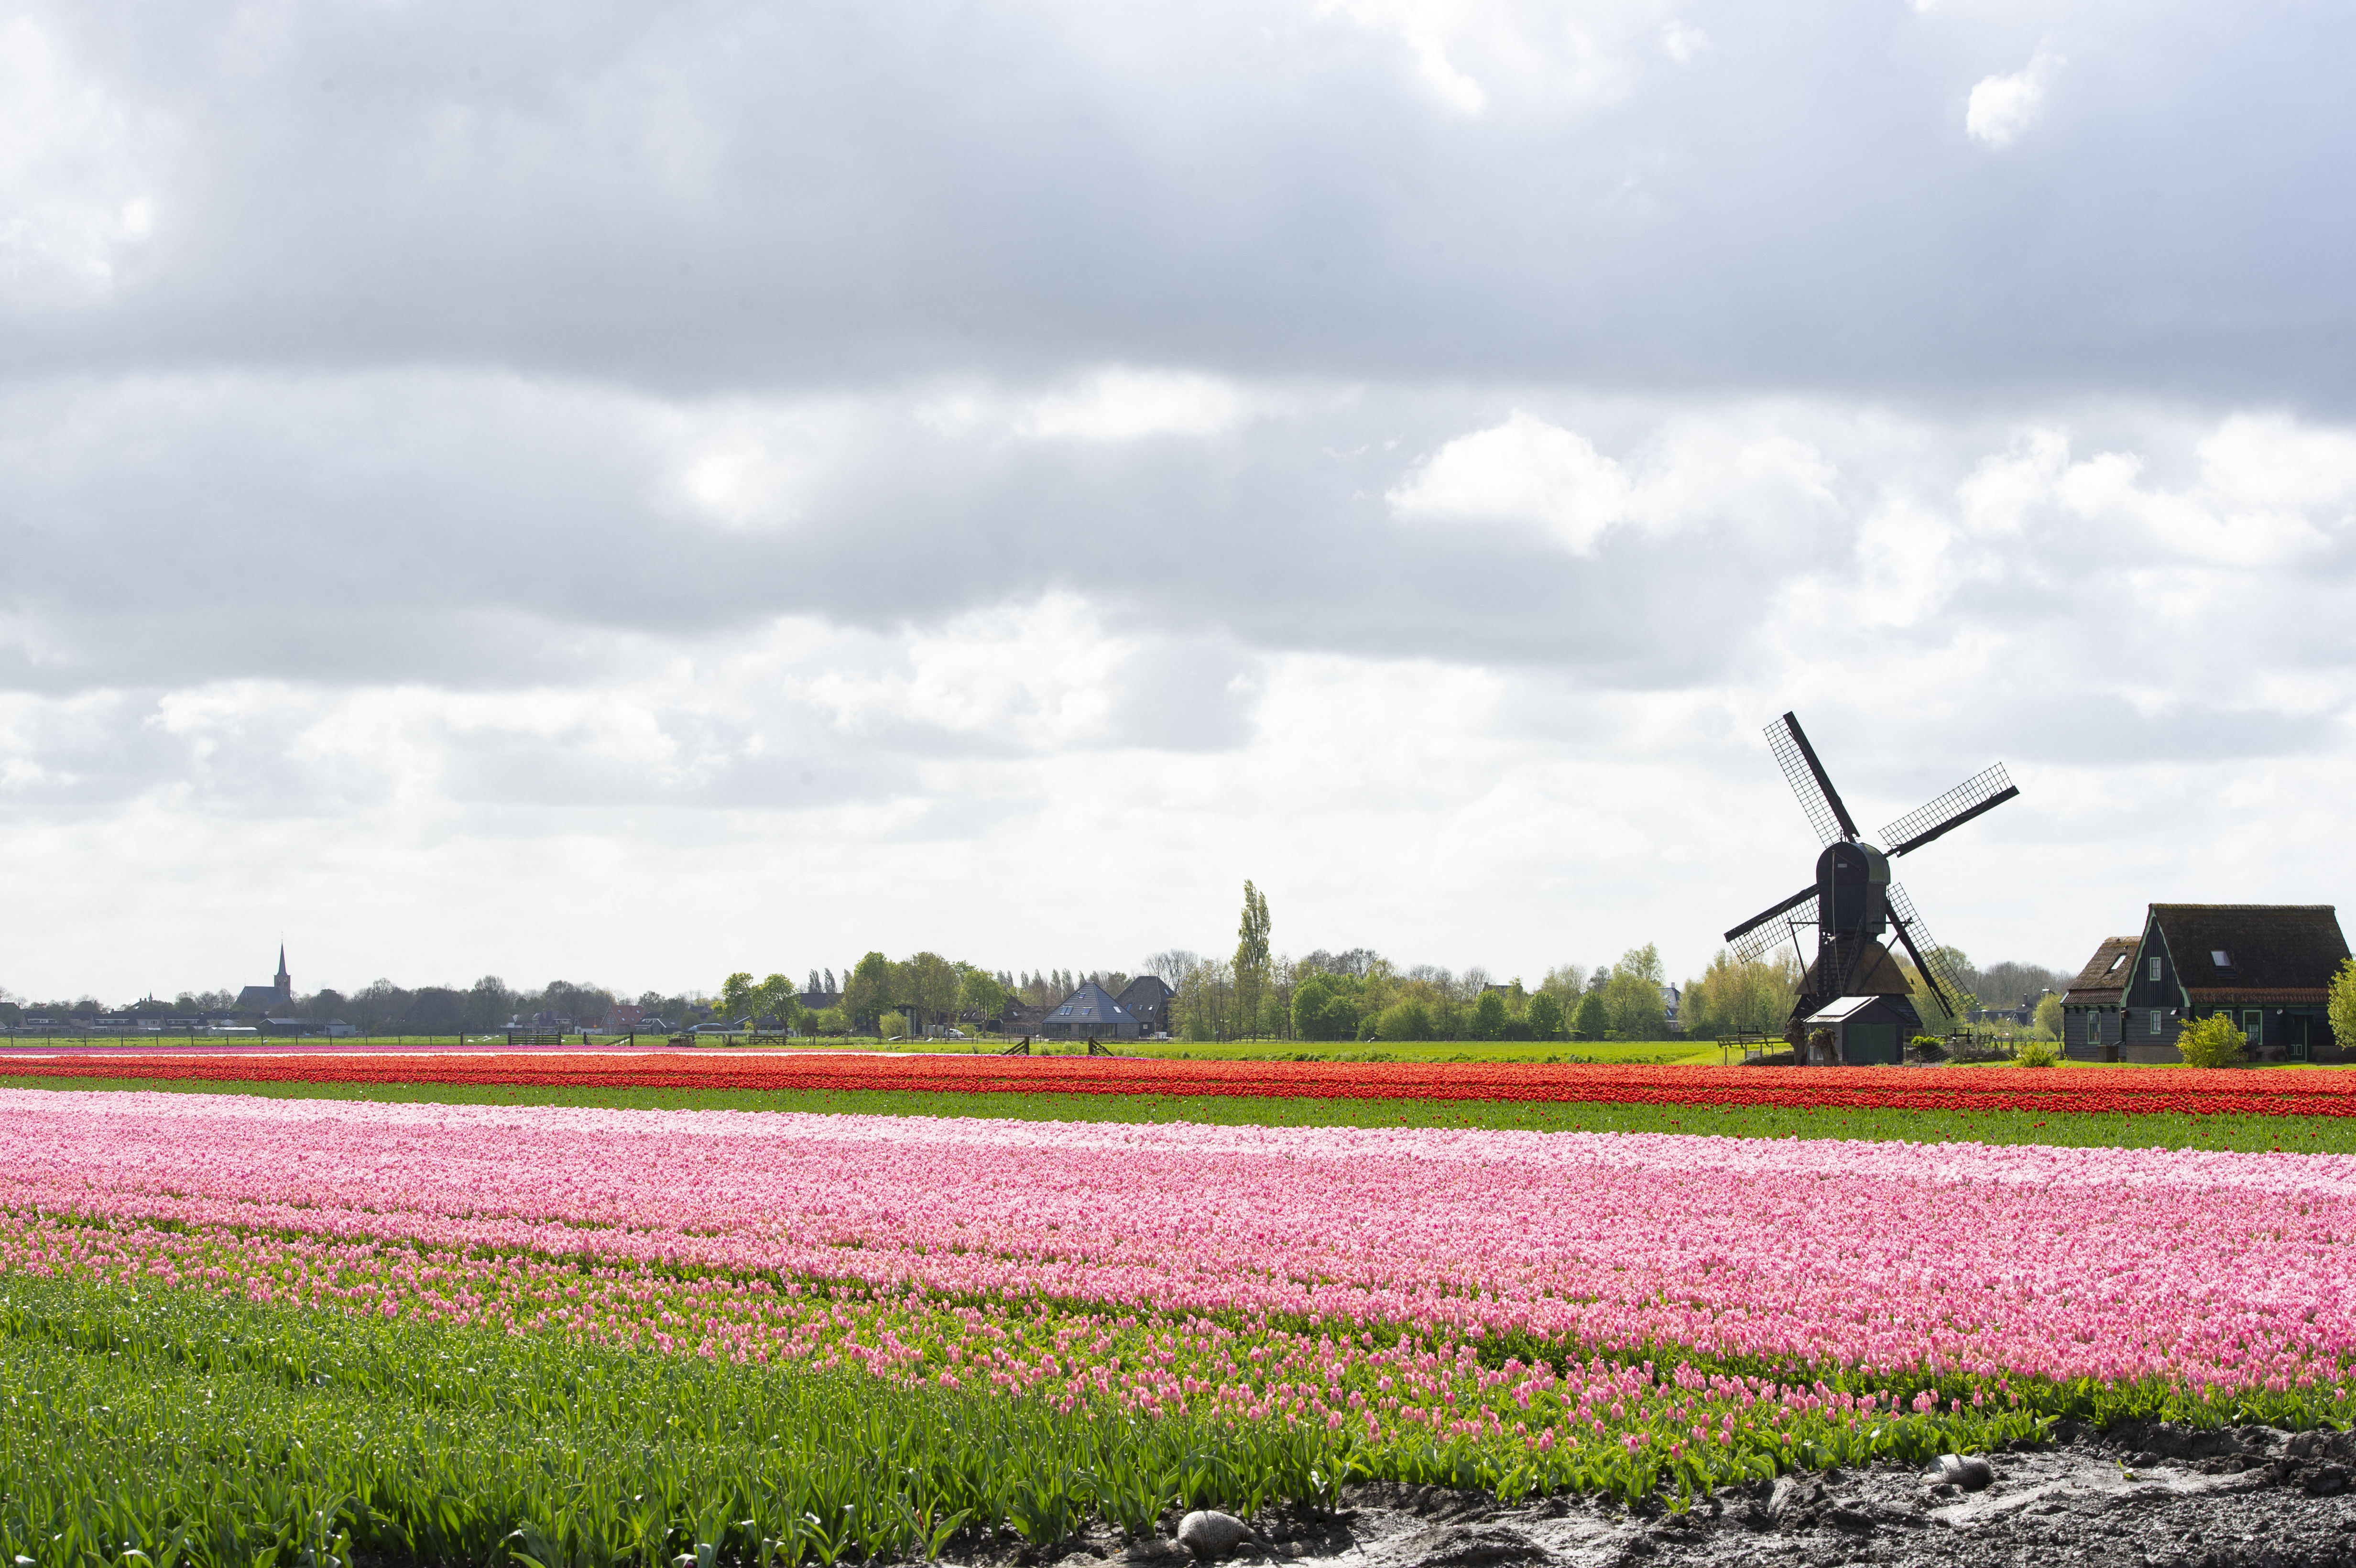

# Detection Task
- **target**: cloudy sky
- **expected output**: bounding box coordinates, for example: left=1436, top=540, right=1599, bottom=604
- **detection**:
left=5, top=0, right=2355, bottom=1002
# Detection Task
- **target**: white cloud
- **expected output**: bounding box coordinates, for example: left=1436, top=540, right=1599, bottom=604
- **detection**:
left=1957, top=420, right=2350, bottom=568
left=1017, top=368, right=1264, bottom=442
left=0, top=18, right=159, bottom=299
left=1965, top=51, right=2061, bottom=148
left=1386, top=407, right=1838, bottom=554
left=1388, top=410, right=1634, bottom=552
left=665, top=400, right=865, bottom=530
left=1317, top=0, right=1672, bottom=119
left=1660, top=20, right=1707, bottom=64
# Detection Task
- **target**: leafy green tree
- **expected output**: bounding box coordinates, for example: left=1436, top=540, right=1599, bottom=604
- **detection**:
left=2330, top=958, right=2356, bottom=1056
left=1291, top=972, right=1361, bottom=1041
left=2176, top=1012, right=2247, bottom=1067
left=751, top=974, right=803, bottom=1034
left=959, top=965, right=1008, bottom=1026
left=1572, top=991, right=1608, bottom=1040
left=1468, top=990, right=1508, bottom=1041
left=1374, top=998, right=1434, bottom=1042
left=718, top=972, right=757, bottom=1024
left=1602, top=945, right=1667, bottom=1039
left=903, top=952, right=960, bottom=1034
left=877, top=1010, right=910, bottom=1041
left=2032, top=992, right=2063, bottom=1040
left=1177, top=958, right=1237, bottom=1041
left=1526, top=991, right=1566, bottom=1040
left=841, top=953, right=893, bottom=1033
left=1680, top=949, right=1800, bottom=1039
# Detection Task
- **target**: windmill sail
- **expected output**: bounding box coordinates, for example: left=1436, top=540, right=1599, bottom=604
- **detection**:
left=1879, top=764, right=2018, bottom=857
left=1726, top=887, right=1817, bottom=965
left=1884, top=881, right=1971, bottom=1019
left=1765, top=712, right=1860, bottom=845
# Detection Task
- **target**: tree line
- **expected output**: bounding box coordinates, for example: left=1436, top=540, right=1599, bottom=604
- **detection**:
left=1, top=888, right=2059, bottom=1041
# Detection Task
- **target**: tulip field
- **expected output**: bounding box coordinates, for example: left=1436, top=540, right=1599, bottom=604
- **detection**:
left=11, top=1051, right=2356, bottom=1117
left=3, top=1066, right=2355, bottom=1565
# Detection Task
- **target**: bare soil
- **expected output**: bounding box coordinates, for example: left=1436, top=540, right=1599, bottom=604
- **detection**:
left=975, top=1422, right=2356, bottom=1568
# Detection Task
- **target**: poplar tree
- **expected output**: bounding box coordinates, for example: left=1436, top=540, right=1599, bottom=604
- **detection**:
left=1233, top=881, right=1272, bottom=1039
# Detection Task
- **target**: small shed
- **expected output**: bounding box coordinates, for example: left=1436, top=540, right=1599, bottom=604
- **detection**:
left=1802, top=995, right=1913, bottom=1065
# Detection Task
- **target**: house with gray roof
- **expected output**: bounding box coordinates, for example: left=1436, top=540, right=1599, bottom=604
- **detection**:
left=1113, top=974, right=1175, bottom=1037
left=1039, top=981, right=1141, bottom=1041
left=2111, top=904, right=2348, bottom=1063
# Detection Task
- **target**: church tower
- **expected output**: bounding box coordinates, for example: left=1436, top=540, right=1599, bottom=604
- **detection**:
left=275, top=944, right=292, bottom=1004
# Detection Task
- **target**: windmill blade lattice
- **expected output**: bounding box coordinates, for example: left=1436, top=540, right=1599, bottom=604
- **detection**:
left=1884, top=881, right=1974, bottom=1016
left=1765, top=713, right=1859, bottom=845
left=1726, top=888, right=1817, bottom=965
left=1879, top=764, right=2019, bottom=857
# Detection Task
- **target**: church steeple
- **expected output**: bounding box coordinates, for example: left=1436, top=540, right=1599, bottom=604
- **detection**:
left=275, top=944, right=291, bottom=1002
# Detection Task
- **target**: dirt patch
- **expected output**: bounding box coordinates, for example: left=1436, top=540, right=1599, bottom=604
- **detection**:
left=1021, top=1423, right=2356, bottom=1568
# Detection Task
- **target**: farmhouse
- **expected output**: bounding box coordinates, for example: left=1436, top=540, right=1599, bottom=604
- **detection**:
left=1038, top=981, right=1140, bottom=1041
left=1113, top=974, right=1175, bottom=1036
left=2090, top=904, right=2347, bottom=1064
left=2059, top=936, right=2138, bottom=1061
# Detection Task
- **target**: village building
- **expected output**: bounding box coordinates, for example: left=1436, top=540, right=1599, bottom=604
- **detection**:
left=233, top=947, right=294, bottom=1018
left=1113, top=974, right=1176, bottom=1036
left=2059, top=936, right=2138, bottom=1061
left=995, top=999, right=1046, bottom=1034
left=1038, top=981, right=1142, bottom=1041
left=2095, top=904, right=2348, bottom=1064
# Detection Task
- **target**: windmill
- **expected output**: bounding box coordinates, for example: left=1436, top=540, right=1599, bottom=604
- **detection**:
left=1723, top=712, right=2018, bottom=1054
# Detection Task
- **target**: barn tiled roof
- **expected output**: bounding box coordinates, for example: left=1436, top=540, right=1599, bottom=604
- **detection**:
left=2151, top=904, right=2349, bottom=997
left=2062, top=936, right=2138, bottom=1005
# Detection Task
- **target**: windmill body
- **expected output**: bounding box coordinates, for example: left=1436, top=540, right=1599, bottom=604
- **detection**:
left=1724, top=713, right=2019, bottom=1060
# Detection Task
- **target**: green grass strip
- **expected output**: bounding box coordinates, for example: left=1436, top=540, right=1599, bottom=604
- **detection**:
left=6, top=1073, right=2355, bottom=1151
left=0, top=1274, right=2070, bottom=1566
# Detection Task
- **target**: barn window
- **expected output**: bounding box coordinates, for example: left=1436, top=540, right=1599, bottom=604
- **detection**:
left=2149, top=1009, right=2162, bottom=1036
left=2211, top=950, right=2230, bottom=967
left=2106, top=954, right=2126, bottom=972
left=2149, top=957, right=2161, bottom=981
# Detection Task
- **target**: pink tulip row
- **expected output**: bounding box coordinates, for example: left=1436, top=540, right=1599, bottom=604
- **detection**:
left=0, top=1203, right=2026, bottom=1470
left=2, top=1089, right=2351, bottom=1400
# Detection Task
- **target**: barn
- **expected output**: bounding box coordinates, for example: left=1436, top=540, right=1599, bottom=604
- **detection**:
left=2097, top=904, right=2348, bottom=1064
left=2059, top=935, right=2138, bottom=1062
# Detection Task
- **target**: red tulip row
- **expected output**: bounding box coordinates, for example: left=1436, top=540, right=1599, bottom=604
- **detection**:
left=10, top=1049, right=2356, bottom=1117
